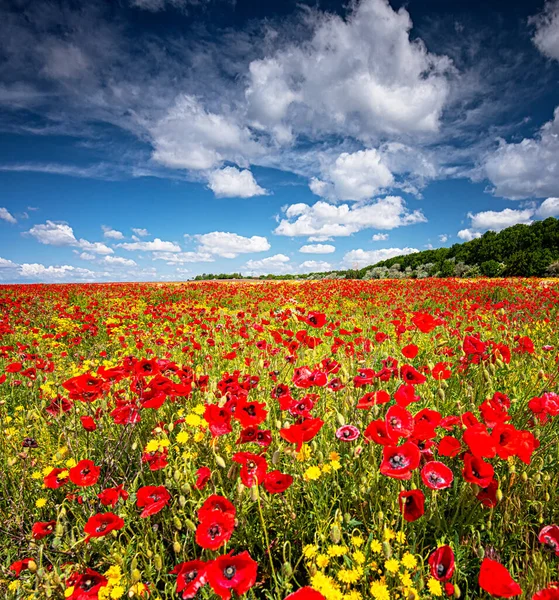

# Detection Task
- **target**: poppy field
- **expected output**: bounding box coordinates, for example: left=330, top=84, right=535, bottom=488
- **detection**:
left=2, top=278, right=559, bottom=600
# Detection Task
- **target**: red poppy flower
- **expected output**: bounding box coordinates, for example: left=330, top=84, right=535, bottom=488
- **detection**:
left=194, top=466, right=212, bottom=490
left=197, top=495, right=236, bottom=522
left=411, top=312, right=440, bottom=333
left=304, top=312, right=326, bottom=328
left=196, top=511, right=236, bottom=550
left=66, top=568, right=108, bottom=599
left=380, top=441, right=421, bottom=480
left=110, top=403, right=141, bottom=425
left=438, top=436, right=462, bottom=457
left=477, top=478, right=499, bottom=508
left=80, top=415, right=97, bottom=432
left=402, top=344, right=419, bottom=359
left=136, top=485, right=171, bottom=517
left=69, top=459, right=101, bottom=487
left=98, top=484, right=129, bottom=508
left=206, top=551, right=258, bottom=600
left=421, top=461, right=454, bottom=490
left=400, top=364, right=426, bottom=385
left=428, top=545, right=455, bottom=581
left=235, top=396, right=268, bottom=428
left=533, top=585, right=559, bottom=600
left=232, top=452, right=267, bottom=487
left=171, top=560, right=208, bottom=599
left=285, top=588, right=326, bottom=599
left=363, top=419, right=392, bottom=445
left=84, top=512, right=124, bottom=542
left=385, top=405, right=414, bottom=441
left=204, top=404, right=233, bottom=437
left=478, top=558, right=522, bottom=597
left=44, top=467, right=69, bottom=489
left=263, top=470, right=293, bottom=494
left=356, top=390, right=390, bottom=408
left=32, top=520, right=55, bottom=540
left=464, top=424, right=496, bottom=458
left=539, top=525, right=559, bottom=556
left=336, top=425, right=360, bottom=442
left=398, top=489, right=425, bottom=522
left=10, top=558, right=33, bottom=577
left=280, top=418, right=324, bottom=452
left=394, top=384, right=421, bottom=407
left=45, top=396, right=73, bottom=417
left=462, top=453, right=494, bottom=488
left=432, top=362, right=452, bottom=380
left=463, top=335, right=487, bottom=356
left=142, top=448, right=169, bottom=471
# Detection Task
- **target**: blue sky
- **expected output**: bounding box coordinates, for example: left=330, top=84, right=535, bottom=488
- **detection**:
left=1, top=0, right=559, bottom=282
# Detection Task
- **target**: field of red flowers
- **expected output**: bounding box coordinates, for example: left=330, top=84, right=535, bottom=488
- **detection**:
left=1, top=279, right=559, bottom=600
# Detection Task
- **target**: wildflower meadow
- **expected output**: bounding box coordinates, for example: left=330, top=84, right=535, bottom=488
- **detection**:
left=1, top=278, right=559, bottom=600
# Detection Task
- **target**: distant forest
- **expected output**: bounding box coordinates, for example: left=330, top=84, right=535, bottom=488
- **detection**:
left=193, top=217, right=559, bottom=280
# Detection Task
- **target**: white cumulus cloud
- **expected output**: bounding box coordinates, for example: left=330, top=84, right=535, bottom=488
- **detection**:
left=208, top=166, right=267, bottom=198
left=372, top=233, right=389, bottom=241
left=117, top=238, right=182, bottom=252
left=0, top=207, right=17, bottom=224
left=243, top=254, right=291, bottom=275
left=536, top=197, right=559, bottom=218
left=531, top=1, right=559, bottom=62
left=195, top=231, right=270, bottom=258
left=299, top=244, right=336, bottom=254
left=102, top=226, right=124, bottom=239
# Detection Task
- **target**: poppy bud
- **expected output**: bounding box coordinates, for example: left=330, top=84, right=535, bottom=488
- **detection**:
left=184, top=519, right=197, bottom=532
left=483, top=369, right=491, bottom=383
left=27, top=560, right=37, bottom=573
left=132, top=442, right=138, bottom=451
left=437, top=388, right=445, bottom=402
left=382, top=541, right=392, bottom=558
left=282, top=562, right=293, bottom=578
left=454, top=584, right=461, bottom=598
left=308, top=564, right=317, bottom=577
left=173, top=469, right=181, bottom=482
left=215, top=455, right=226, bottom=468
left=546, top=492, right=551, bottom=502
left=181, top=483, right=191, bottom=494
left=521, top=471, right=528, bottom=482
left=344, top=513, right=351, bottom=524
left=55, top=522, right=64, bottom=537
left=496, top=488, right=503, bottom=502
left=250, top=486, right=259, bottom=502
left=378, top=511, right=384, bottom=521
left=354, top=445, right=363, bottom=457
left=336, top=412, right=345, bottom=426
left=227, top=464, right=237, bottom=479
left=146, top=550, right=153, bottom=558
left=173, top=541, right=181, bottom=553
left=272, top=450, right=280, bottom=465
left=538, top=369, right=545, bottom=379
left=154, top=555, right=162, bottom=571
left=496, top=358, right=504, bottom=368
left=330, top=524, right=341, bottom=543
left=173, top=516, right=182, bottom=530
left=316, top=450, right=324, bottom=462
left=131, top=569, right=142, bottom=582
left=487, top=520, right=492, bottom=530
left=489, top=363, right=496, bottom=376
left=168, top=422, right=175, bottom=432
left=179, top=495, right=187, bottom=508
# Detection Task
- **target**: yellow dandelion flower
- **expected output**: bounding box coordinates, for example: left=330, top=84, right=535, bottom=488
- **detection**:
left=64, top=587, right=75, bottom=598
left=193, top=431, right=205, bottom=443
left=145, top=439, right=160, bottom=453
left=351, top=535, right=364, bottom=547
left=337, top=568, right=360, bottom=584
left=316, top=554, right=330, bottom=568
left=383, top=528, right=396, bottom=542
left=427, top=578, right=443, bottom=597
left=110, top=586, right=125, bottom=599
left=65, top=458, right=77, bottom=469
left=371, top=539, right=382, bottom=554
left=304, top=466, right=322, bottom=481
left=185, top=414, right=202, bottom=427
left=344, top=591, right=362, bottom=600
left=8, top=581, right=20, bottom=592
left=32, top=471, right=43, bottom=480
left=176, top=431, right=189, bottom=444
left=193, top=404, right=205, bottom=415
left=329, top=451, right=340, bottom=461
left=327, top=545, right=348, bottom=557
left=384, top=558, right=399, bottom=574
left=303, top=544, right=318, bottom=559
left=105, top=565, right=122, bottom=583
left=401, top=552, right=417, bottom=570
left=297, top=446, right=312, bottom=461
left=330, top=460, right=342, bottom=470
left=370, top=580, right=390, bottom=600
left=322, top=464, right=332, bottom=474
left=399, top=571, right=413, bottom=587
left=395, top=531, right=406, bottom=544
left=404, top=588, right=420, bottom=600
left=36, top=498, right=47, bottom=508
left=352, top=550, right=365, bottom=565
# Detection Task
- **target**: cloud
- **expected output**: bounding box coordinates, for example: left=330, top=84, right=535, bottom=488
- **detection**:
left=117, top=238, right=182, bottom=252
left=243, top=253, right=291, bottom=275
left=372, top=233, right=389, bottom=241
left=19, top=263, right=97, bottom=280
left=0, top=207, right=17, bottom=224
left=245, top=0, right=452, bottom=141
left=195, top=231, right=271, bottom=258
left=102, top=255, right=137, bottom=266
left=150, top=95, right=262, bottom=171
left=208, top=166, right=268, bottom=198
left=310, top=149, right=394, bottom=201
left=343, top=247, right=419, bottom=268
left=468, top=208, right=534, bottom=231
left=78, top=240, right=114, bottom=255
left=485, top=108, right=559, bottom=199
left=275, top=196, right=426, bottom=238
left=129, top=0, right=221, bottom=11
left=152, top=251, right=214, bottom=264
left=438, top=234, right=449, bottom=243
left=131, top=228, right=149, bottom=237
left=27, top=221, right=77, bottom=246
left=102, top=226, right=124, bottom=239
left=531, top=1, right=559, bottom=62
left=299, top=260, right=332, bottom=272
left=299, top=244, right=336, bottom=254
left=536, top=197, right=559, bottom=218
left=457, top=229, right=483, bottom=241
left=0, top=256, right=18, bottom=269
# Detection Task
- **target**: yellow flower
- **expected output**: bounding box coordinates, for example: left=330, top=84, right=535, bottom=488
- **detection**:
left=337, top=568, right=360, bottom=584
left=401, top=552, right=417, bottom=570
left=36, top=498, right=47, bottom=508
left=344, top=592, right=362, bottom=600
left=303, top=544, right=318, bottom=559
left=404, top=588, right=420, bottom=600
left=371, top=539, right=382, bottom=554
left=110, top=586, right=125, bottom=599
left=185, top=414, right=202, bottom=427
left=32, top=471, right=43, bottom=480
left=194, top=431, right=205, bottom=443
left=316, top=554, right=330, bottom=568
left=65, top=458, right=77, bottom=469
left=176, top=431, right=189, bottom=444
left=370, top=580, right=390, bottom=600
left=384, top=558, right=399, bottom=574
left=8, top=581, right=20, bottom=592
left=64, top=587, right=75, bottom=598
left=304, top=466, right=322, bottom=481
left=427, top=578, right=443, bottom=597
left=383, top=528, right=396, bottom=542
left=322, top=464, right=332, bottom=474
left=352, top=550, right=365, bottom=565
left=395, top=531, right=406, bottom=544
left=193, top=404, right=205, bottom=415
left=145, top=439, right=160, bottom=453
left=105, top=565, right=122, bottom=583
left=329, top=451, right=340, bottom=461
left=351, top=535, right=364, bottom=547
left=330, top=460, right=342, bottom=470
left=297, top=446, right=312, bottom=461
left=399, top=571, right=413, bottom=587
left=327, top=545, right=348, bottom=557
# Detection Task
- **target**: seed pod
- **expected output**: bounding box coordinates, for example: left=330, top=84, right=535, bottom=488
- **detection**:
left=330, top=524, right=341, bottom=544
left=179, top=495, right=187, bottom=508
left=173, top=541, right=181, bottom=553
left=227, top=464, right=237, bottom=479
left=154, top=555, right=162, bottom=571
left=173, top=469, right=181, bottom=482
left=185, top=519, right=197, bottom=532
left=173, top=516, right=182, bottom=530
left=131, top=558, right=138, bottom=571
left=215, top=455, right=226, bottom=469
left=437, top=388, right=446, bottom=402
left=272, top=450, right=280, bottom=465
left=131, top=569, right=142, bottom=582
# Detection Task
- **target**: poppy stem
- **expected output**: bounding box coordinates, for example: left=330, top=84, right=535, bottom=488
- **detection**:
left=255, top=482, right=281, bottom=599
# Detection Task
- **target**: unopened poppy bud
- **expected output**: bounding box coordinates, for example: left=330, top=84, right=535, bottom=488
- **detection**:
left=489, top=363, right=496, bottom=376
left=179, top=495, right=187, bottom=508
left=173, top=469, right=181, bottom=482
left=275, top=420, right=282, bottom=430
left=437, top=388, right=445, bottom=402
left=354, top=445, right=363, bottom=457
left=184, top=519, right=197, bottom=532
left=173, top=516, right=182, bottom=530
left=227, top=464, right=237, bottom=479
left=181, top=483, right=191, bottom=494
left=27, top=560, right=37, bottom=573
left=454, top=584, right=461, bottom=598
left=330, top=524, right=341, bottom=543
left=282, top=562, right=293, bottom=578
left=336, top=412, right=345, bottom=426
left=58, top=507, right=66, bottom=519
left=546, top=492, right=551, bottom=502
left=173, top=541, right=181, bottom=553
left=131, top=569, right=142, bottom=582
left=521, top=471, right=528, bottom=482
left=382, top=542, right=392, bottom=558
left=539, top=516, right=545, bottom=524
left=272, top=450, right=280, bottom=465
left=377, top=511, right=384, bottom=521
left=154, top=555, right=162, bottom=571
left=131, top=442, right=138, bottom=451
left=215, top=455, right=226, bottom=468
left=487, top=520, right=492, bottom=530
left=538, top=369, right=545, bottom=379
left=146, top=550, right=153, bottom=558
left=316, top=450, right=324, bottom=463
left=308, top=564, right=317, bottom=577
left=131, top=558, right=138, bottom=571
left=483, top=369, right=491, bottom=383
left=250, top=486, right=259, bottom=502
left=344, top=513, right=351, bottom=524
left=168, top=422, right=174, bottom=432
left=496, top=488, right=503, bottom=502
left=496, top=358, right=504, bottom=368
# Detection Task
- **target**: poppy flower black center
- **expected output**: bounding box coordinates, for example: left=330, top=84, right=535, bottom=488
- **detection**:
left=96, top=522, right=108, bottom=533
left=545, top=536, right=558, bottom=550
left=209, top=525, right=222, bottom=539
left=436, top=563, right=447, bottom=577
left=244, top=405, right=256, bottom=416
left=82, top=579, right=94, bottom=591
left=247, top=461, right=256, bottom=470
left=389, top=454, right=408, bottom=468
left=429, top=473, right=442, bottom=484
left=186, top=570, right=198, bottom=582
left=223, top=566, right=236, bottom=580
